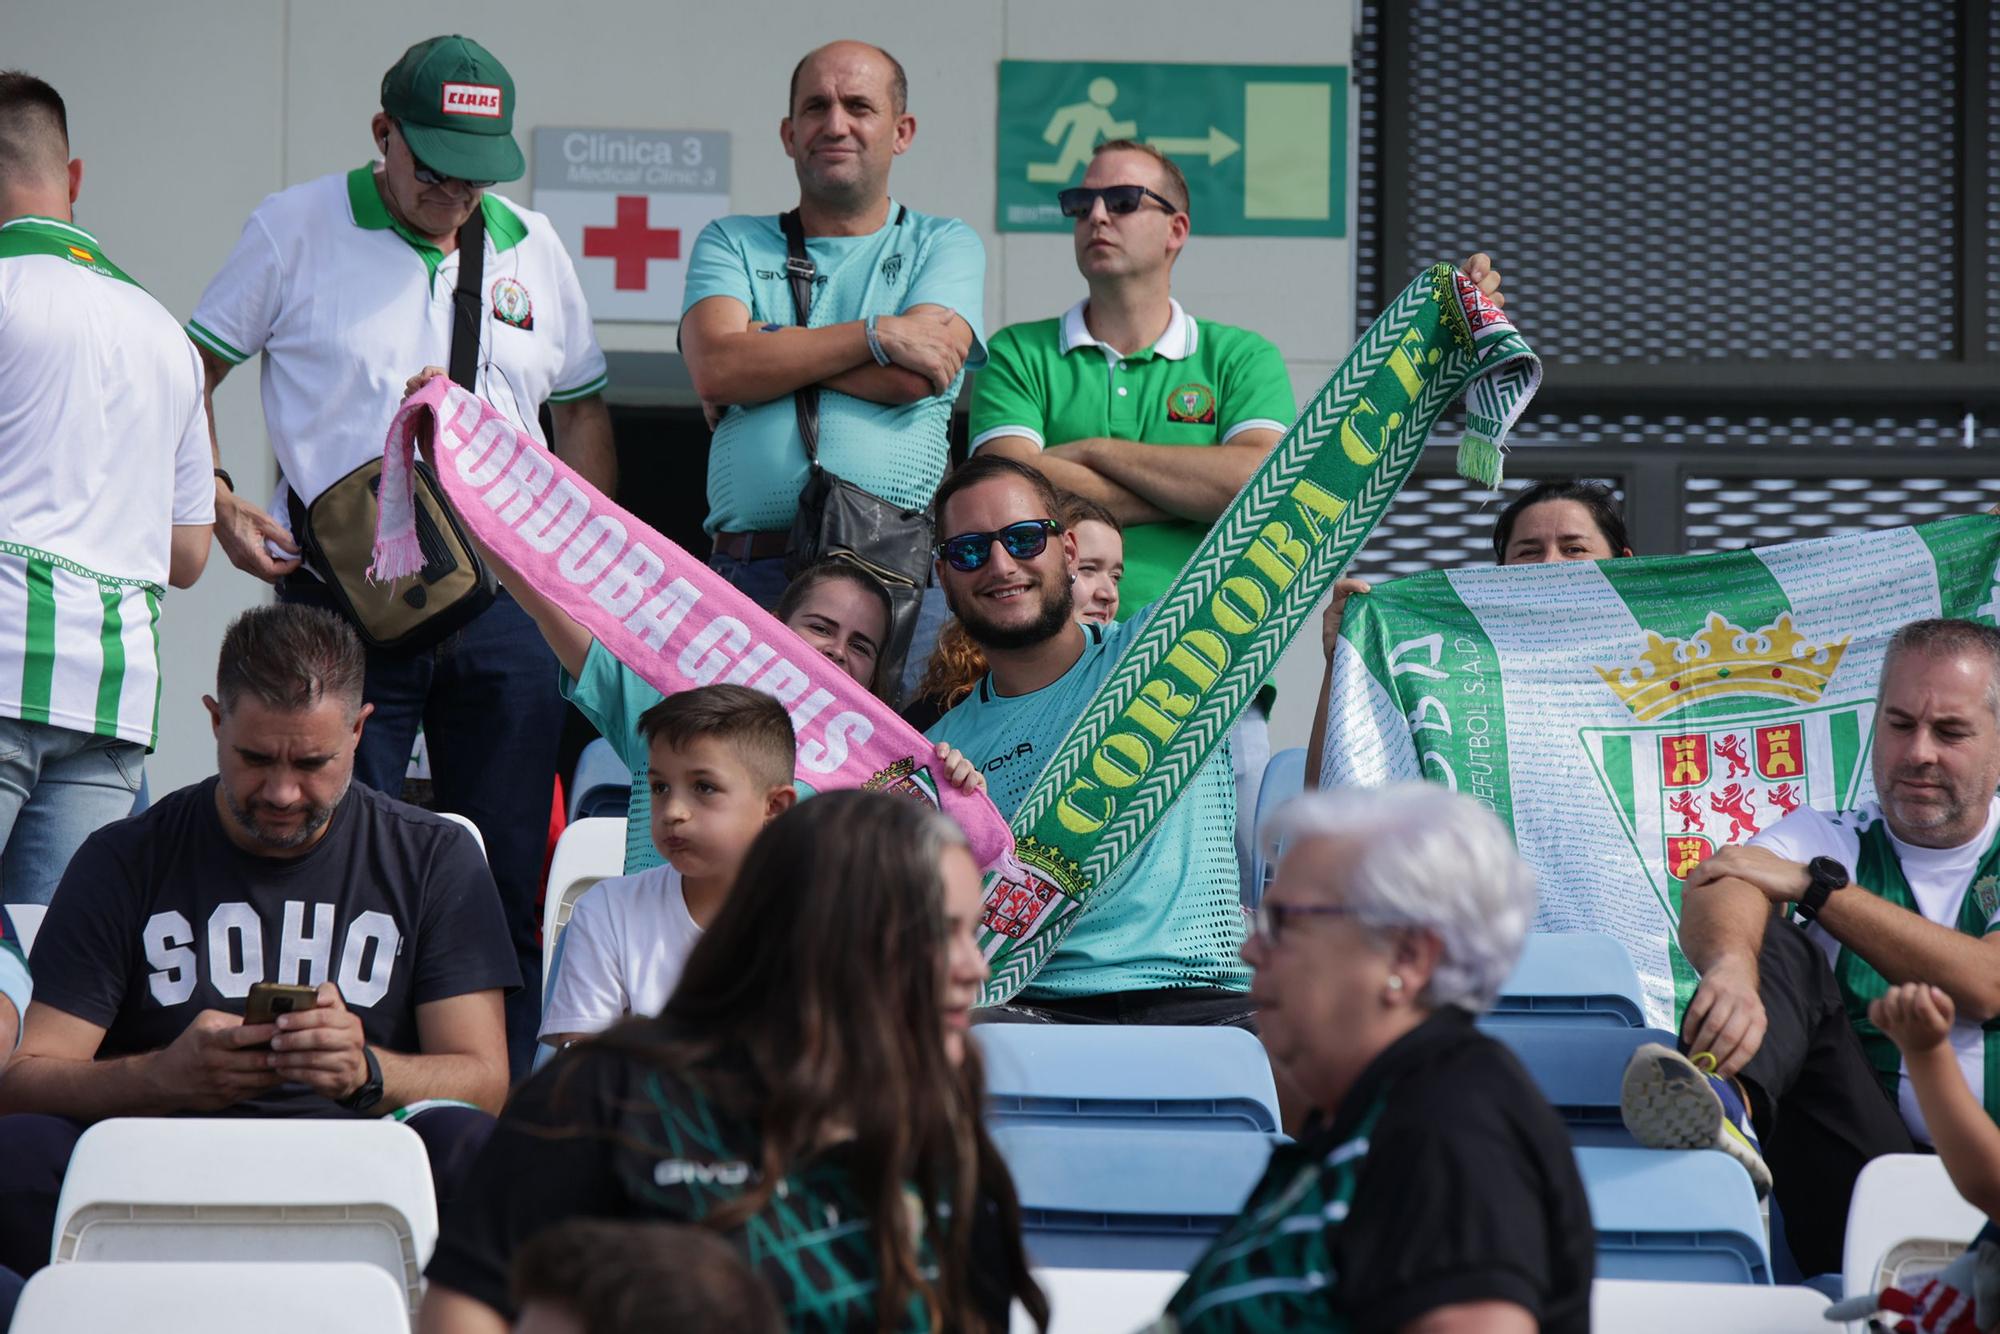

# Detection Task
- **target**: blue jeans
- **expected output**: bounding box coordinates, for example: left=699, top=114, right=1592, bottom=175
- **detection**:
left=278, top=582, right=560, bottom=1080
left=706, top=551, right=791, bottom=610
left=0, top=718, right=143, bottom=907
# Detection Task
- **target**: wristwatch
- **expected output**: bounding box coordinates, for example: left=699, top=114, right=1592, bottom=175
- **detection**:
left=339, top=1045, right=385, bottom=1114
left=1797, top=856, right=1849, bottom=923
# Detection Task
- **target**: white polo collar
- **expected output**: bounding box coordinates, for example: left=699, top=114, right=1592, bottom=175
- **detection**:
left=1059, top=298, right=1199, bottom=361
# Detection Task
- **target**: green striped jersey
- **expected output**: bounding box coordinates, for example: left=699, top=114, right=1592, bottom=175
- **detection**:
left=0, top=217, right=213, bottom=747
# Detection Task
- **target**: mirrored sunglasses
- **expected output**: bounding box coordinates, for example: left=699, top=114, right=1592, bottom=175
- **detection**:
left=935, top=520, right=1061, bottom=573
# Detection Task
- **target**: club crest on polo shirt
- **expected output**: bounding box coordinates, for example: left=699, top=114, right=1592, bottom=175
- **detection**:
left=1979, top=874, right=2000, bottom=918
left=1167, top=381, right=1217, bottom=424
left=879, top=253, right=903, bottom=286
left=441, top=82, right=504, bottom=118
left=490, top=276, right=534, bottom=330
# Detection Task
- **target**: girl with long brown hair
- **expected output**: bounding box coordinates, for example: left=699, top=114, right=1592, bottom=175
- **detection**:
left=419, top=791, right=1048, bottom=1333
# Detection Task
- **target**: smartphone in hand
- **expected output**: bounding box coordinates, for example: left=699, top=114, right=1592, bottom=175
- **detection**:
left=243, top=982, right=319, bottom=1026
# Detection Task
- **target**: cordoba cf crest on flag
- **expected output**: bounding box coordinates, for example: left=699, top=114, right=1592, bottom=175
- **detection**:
left=1579, top=614, right=1871, bottom=1010
left=1322, top=517, right=2000, bottom=1028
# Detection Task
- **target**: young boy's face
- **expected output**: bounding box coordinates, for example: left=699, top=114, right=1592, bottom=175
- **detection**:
left=648, top=735, right=785, bottom=883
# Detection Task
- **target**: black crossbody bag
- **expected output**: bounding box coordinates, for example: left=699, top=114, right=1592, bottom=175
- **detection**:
left=777, top=208, right=934, bottom=702
left=287, top=209, right=497, bottom=654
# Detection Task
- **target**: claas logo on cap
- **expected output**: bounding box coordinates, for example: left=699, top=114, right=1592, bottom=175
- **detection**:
left=440, top=82, right=503, bottom=117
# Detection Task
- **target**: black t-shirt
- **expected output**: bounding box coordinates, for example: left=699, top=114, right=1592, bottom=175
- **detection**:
left=1168, top=1008, right=1595, bottom=1334
left=426, top=1036, right=1014, bottom=1331
left=29, top=776, right=519, bottom=1116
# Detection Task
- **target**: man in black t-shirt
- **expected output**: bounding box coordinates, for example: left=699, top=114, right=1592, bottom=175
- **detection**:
left=0, top=605, right=519, bottom=1277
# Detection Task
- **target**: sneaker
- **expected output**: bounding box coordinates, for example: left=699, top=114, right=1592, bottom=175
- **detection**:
left=1620, top=1042, right=1773, bottom=1198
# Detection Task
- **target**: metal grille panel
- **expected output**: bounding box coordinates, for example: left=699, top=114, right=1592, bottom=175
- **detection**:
left=1493, top=411, right=2000, bottom=452
left=1368, top=1, right=1961, bottom=362
left=1684, top=476, right=2000, bottom=552
left=1348, top=475, right=1624, bottom=581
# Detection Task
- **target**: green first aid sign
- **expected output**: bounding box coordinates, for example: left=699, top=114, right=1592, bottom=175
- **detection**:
left=996, top=60, right=1346, bottom=237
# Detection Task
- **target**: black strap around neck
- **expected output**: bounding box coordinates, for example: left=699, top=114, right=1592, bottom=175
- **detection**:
left=448, top=205, right=487, bottom=391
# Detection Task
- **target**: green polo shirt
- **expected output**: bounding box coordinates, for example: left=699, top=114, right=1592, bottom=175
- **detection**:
left=968, top=300, right=1294, bottom=613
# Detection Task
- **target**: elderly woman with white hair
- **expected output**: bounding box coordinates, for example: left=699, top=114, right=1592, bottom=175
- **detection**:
left=1159, top=784, right=1594, bottom=1334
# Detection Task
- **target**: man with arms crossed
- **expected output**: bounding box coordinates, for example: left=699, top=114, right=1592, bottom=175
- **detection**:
left=0, top=71, right=212, bottom=904
left=1627, top=618, right=2000, bottom=1275
left=971, top=140, right=1503, bottom=887
left=680, top=40, right=984, bottom=616
left=0, top=605, right=517, bottom=1278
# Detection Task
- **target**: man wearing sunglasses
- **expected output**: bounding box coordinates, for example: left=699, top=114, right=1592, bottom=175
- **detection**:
left=186, top=34, right=615, bottom=1077
left=970, top=138, right=1503, bottom=900
left=926, top=453, right=1253, bottom=1027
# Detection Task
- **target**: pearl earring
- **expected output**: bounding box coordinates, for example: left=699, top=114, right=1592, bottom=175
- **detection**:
left=1385, top=975, right=1405, bottom=997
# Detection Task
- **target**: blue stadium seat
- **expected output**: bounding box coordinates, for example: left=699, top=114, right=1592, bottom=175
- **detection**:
left=977, top=1025, right=1280, bottom=1134
left=1577, top=1145, right=1771, bottom=1284
left=1245, top=746, right=1307, bottom=907
left=1480, top=1022, right=1677, bottom=1147
left=1488, top=932, right=1648, bottom=1028
left=993, top=1124, right=1272, bottom=1271
left=568, top=738, right=630, bottom=822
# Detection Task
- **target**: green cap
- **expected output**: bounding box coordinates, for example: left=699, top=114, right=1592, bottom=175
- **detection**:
left=379, top=35, right=524, bottom=183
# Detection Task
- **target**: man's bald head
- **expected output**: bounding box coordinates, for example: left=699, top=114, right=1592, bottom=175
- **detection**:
left=788, top=41, right=907, bottom=116
left=0, top=72, right=70, bottom=195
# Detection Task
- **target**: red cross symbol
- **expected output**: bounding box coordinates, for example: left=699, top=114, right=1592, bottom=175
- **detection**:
left=583, top=196, right=680, bottom=291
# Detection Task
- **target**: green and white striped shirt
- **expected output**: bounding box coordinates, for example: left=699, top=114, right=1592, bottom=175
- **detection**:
left=0, top=216, right=213, bottom=747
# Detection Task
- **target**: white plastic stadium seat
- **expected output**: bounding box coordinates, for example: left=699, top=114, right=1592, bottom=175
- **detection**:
left=11, top=1261, right=410, bottom=1334
left=1590, top=1278, right=1836, bottom=1332
left=540, top=816, right=626, bottom=1001
left=50, top=1118, right=437, bottom=1316
left=6, top=901, right=46, bottom=956
left=1010, top=1267, right=1186, bottom=1333
left=436, top=812, right=486, bottom=861
left=1843, top=1153, right=1985, bottom=1297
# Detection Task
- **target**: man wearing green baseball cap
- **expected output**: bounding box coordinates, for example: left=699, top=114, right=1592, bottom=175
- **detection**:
left=188, top=35, right=615, bottom=1080
left=379, top=34, right=526, bottom=188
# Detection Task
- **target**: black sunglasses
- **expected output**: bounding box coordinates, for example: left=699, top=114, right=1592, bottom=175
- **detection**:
left=393, top=121, right=495, bottom=190
left=935, top=520, right=1061, bottom=573
left=1057, top=184, right=1180, bottom=219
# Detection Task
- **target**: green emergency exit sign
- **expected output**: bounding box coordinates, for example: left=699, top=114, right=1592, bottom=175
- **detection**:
left=996, top=60, right=1346, bottom=237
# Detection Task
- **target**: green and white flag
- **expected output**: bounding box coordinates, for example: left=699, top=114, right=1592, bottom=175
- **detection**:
left=1322, top=515, right=2000, bottom=1028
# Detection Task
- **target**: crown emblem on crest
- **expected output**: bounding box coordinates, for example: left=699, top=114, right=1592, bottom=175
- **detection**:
left=864, top=756, right=920, bottom=789
left=1014, top=836, right=1092, bottom=901
left=1594, top=612, right=1849, bottom=722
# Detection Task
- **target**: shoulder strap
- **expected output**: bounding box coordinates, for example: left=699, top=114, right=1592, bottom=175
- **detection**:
left=778, top=209, right=820, bottom=465
left=448, top=206, right=487, bottom=390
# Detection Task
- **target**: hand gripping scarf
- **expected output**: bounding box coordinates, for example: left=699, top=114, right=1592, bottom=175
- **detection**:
left=373, top=263, right=1537, bottom=1003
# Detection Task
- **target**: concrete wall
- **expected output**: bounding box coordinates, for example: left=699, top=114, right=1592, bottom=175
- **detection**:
left=12, top=0, right=1355, bottom=794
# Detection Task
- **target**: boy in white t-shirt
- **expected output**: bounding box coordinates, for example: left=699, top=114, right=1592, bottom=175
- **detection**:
left=540, top=685, right=797, bottom=1046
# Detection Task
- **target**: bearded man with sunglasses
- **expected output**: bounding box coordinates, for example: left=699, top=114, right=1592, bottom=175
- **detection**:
left=971, top=140, right=1505, bottom=900
left=925, top=453, right=1253, bottom=1026
left=186, top=35, right=614, bottom=1077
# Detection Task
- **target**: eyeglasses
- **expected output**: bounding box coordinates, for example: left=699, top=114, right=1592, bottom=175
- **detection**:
left=934, top=520, right=1060, bottom=573
left=1057, top=184, right=1181, bottom=219
left=1252, top=901, right=1366, bottom=945
left=393, top=121, right=495, bottom=190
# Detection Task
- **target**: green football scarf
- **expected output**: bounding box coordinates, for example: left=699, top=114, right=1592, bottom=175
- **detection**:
left=978, top=264, right=1542, bottom=1002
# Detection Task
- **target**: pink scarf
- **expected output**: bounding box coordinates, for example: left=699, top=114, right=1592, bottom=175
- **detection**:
left=370, top=378, right=1017, bottom=872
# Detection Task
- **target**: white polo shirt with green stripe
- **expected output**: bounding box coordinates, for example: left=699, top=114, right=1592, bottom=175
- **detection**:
left=188, top=166, right=608, bottom=513
left=968, top=300, right=1294, bottom=612
left=0, top=216, right=214, bottom=748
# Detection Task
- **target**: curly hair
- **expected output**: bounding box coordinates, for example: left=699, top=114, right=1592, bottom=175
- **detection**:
left=916, top=618, right=988, bottom=712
